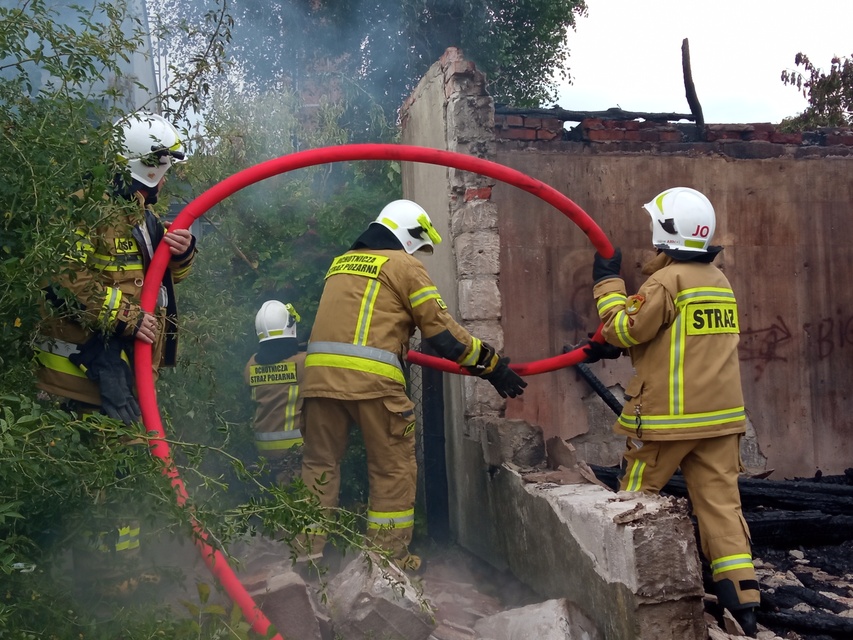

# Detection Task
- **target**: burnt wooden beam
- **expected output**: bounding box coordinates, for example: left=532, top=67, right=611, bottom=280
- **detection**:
left=681, top=38, right=705, bottom=137
left=495, top=105, right=695, bottom=123
left=758, top=610, right=853, bottom=638
left=589, top=464, right=853, bottom=547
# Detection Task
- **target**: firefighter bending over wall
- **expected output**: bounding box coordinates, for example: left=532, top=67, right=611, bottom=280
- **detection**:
left=34, top=112, right=196, bottom=597
left=299, top=199, right=527, bottom=572
left=245, top=301, right=306, bottom=487
left=585, top=187, right=760, bottom=637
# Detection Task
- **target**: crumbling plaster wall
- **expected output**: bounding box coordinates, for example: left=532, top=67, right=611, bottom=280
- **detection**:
left=401, top=46, right=853, bottom=638
left=493, top=118, right=853, bottom=481
left=404, top=48, right=853, bottom=483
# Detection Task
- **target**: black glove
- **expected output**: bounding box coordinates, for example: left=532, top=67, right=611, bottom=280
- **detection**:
left=69, top=335, right=141, bottom=425
left=593, top=248, right=622, bottom=283
left=482, top=357, right=527, bottom=398
left=579, top=339, right=624, bottom=364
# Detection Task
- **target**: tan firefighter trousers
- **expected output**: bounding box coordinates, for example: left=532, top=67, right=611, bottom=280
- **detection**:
left=620, top=433, right=760, bottom=608
left=300, top=395, right=417, bottom=560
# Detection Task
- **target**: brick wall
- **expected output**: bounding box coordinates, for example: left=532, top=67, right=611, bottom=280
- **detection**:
left=495, top=113, right=853, bottom=157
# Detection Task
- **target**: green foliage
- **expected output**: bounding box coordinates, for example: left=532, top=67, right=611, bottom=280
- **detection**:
left=0, top=2, right=370, bottom=637
left=780, top=52, right=853, bottom=130
left=150, top=0, right=588, bottom=116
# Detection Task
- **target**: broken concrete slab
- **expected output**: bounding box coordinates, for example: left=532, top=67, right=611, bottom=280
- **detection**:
left=327, top=552, right=437, bottom=640
left=486, top=466, right=706, bottom=640
left=472, top=598, right=601, bottom=640
left=245, top=567, right=322, bottom=640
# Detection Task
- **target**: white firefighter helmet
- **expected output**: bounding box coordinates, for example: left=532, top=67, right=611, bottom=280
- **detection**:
left=643, top=187, right=716, bottom=252
left=116, top=112, right=185, bottom=188
left=255, top=301, right=300, bottom=342
left=372, top=199, right=442, bottom=255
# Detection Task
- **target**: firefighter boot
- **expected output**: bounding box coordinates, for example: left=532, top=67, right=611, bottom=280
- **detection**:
left=715, top=578, right=758, bottom=637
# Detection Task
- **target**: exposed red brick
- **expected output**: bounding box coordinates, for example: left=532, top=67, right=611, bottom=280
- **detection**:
left=505, top=115, right=524, bottom=127
left=770, top=132, right=803, bottom=144
left=439, top=47, right=463, bottom=66
left=624, top=120, right=640, bottom=130
left=543, top=118, right=564, bottom=130
left=639, top=130, right=660, bottom=142
left=464, top=187, right=492, bottom=202
left=744, top=130, right=771, bottom=142
left=588, top=129, right=625, bottom=142
left=603, top=119, right=621, bottom=130
left=582, top=118, right=604, bottom=130
left=659, top=131, right=682, bottom=142
left=752, top=123, right=776, bottom=134
left=536, top=129, right=558, bottom=141
left=624, top=130, right=642, bottom=142
left=824, top=133, right=853, bottom=145
left=525, top=117, right=541, bottom=128
left=504, top=127, right=537, bottom=140
left=450, top=60, right=475, bottom=76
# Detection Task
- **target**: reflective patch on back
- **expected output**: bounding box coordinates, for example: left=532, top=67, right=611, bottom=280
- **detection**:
left=687, top=303, right=739, bottom=334
left=325, top=253, right=389, bottom=279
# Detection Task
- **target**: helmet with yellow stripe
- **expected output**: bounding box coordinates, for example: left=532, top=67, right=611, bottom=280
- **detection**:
left=255, top=301, right=300, bottom=342
left=116, top=112, right=185, bottom=188
left=372, top=200, right=442, bottom=255
left=643, top=187, right=716, bottom=253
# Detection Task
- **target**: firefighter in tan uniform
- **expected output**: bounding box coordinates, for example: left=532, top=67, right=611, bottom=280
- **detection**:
left=34, top=112, right=196, bottom=597
left=245, top=301, right=306, bottom=486
left=300, top=199, right=527, bottom=571
left=587, top=187, right=760, bottom=636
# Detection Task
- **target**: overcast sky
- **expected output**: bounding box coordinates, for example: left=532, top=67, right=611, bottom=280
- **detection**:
left=555, top=0, right=853, bottom=124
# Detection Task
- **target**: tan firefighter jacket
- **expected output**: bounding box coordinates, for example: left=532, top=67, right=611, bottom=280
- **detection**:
left=302, top=248, right=485, bottom=401
left=36, top=190, right=196, bottom=406
left=244, top=351, right=306, bottom=456
left=593, top=251, right=747, bottom=441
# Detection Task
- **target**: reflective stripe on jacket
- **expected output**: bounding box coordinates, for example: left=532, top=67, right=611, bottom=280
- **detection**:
left=594, top=251, right=747, bottom=441
left=36, top=191, right=196, bottom=406
left=302, top=249, right=481, bottom=401
left=244, top=352, right=306, bottom=456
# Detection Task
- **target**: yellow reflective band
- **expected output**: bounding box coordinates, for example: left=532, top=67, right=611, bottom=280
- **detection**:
left=171, top=262, right=192, bottom=279
left=35, top=350, right=88, bottom=378
left=459, top=337, right=482, bottom=367
left=89, top=251, right=144, bottom=271
left=367, top=508, right=415, bottom=529
left=325, top=253, right=389, bottom=279
left=616, top=406, right=747, bottom=432
left=99, top=287, right=123, bottom=324
left=256, top=437, right=303, bottom=451
left=409, top=286, right=442, bottom=308
left=674, top=287, right=736, bottom=308
left=613, top=310, right=640, bottom=347
left=711, top=553, right=754, bottom=576
left=379, top=216, right=398, bottom=230
left=115, top=525, right=141, bottom=552
left=354, top=279, right=380, bottom=345
left=249, top=362, right=297, bottom=386
left=624, top=459, right=646, bottom=492
left=416, top=213, right=442, bottom=244
left=285, top=303, right=301, bottom=323
left=596, top=291, right=626, bottom=315
left=305, top=353, right=406, bottom=385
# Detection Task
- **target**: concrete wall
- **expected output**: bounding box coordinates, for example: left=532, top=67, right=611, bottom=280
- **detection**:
left=401, top=46, right=853, bottom=639
left=493, top=127, right=853, bottom=480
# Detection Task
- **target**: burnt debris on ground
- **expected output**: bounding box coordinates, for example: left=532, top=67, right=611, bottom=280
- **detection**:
left=592, top=465, right=853, bottom=639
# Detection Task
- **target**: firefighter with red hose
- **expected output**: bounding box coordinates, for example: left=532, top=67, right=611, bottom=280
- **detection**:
left=298, top=199, right=526, bottom=571
left=584, top=187, right=760, bottom=636
left=34, top=111, right=196, bottom=597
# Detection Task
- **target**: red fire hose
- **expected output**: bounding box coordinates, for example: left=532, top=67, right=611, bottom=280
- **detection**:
left=135, top=143, right=612, bottom=637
